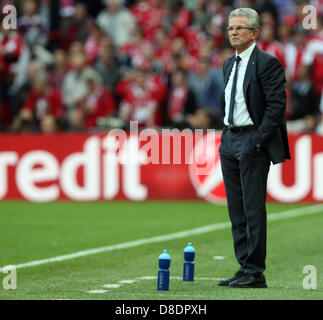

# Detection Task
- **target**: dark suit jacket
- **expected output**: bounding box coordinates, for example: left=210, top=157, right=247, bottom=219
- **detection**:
left=221, top=45, right=291, bottom=164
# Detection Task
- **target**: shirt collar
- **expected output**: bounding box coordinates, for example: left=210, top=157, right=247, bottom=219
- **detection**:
left=236, top=42, right=256, bottom=61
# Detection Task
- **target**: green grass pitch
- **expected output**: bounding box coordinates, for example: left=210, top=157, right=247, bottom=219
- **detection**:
left=0, top=201, right=322, bottom=300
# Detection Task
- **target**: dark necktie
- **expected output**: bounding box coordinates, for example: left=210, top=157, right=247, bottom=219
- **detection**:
left=228, top=56, right=241, bottom=125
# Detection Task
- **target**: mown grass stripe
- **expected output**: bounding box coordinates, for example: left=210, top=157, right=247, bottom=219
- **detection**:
left=1, top=204, right=322, bottom=272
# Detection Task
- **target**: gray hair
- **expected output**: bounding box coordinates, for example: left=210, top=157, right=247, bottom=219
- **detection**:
left=228, top=8, right=260, bottom=30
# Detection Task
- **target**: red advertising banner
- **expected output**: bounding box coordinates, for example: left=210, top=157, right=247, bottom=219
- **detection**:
left=0, top=131, right=322, bottom=203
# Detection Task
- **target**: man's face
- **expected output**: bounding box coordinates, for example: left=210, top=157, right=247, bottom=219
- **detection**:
left=228, top=16, right=258, bottom=53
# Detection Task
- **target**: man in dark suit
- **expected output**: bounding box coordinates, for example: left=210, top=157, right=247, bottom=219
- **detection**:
left=218, top=8, right=291, bottom=288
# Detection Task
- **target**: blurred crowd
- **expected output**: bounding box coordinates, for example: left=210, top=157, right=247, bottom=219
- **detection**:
left=0, top=0, right=322, bottom=134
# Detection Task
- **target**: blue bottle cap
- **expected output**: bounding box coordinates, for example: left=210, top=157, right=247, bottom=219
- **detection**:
left=159, top=249, right=171, bottom=260
left=184, top=242, right=195, bottom=253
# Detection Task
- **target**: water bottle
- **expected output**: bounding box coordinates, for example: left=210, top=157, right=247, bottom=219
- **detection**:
left=157, top=249, right=171, bottom=291
left=183, top=242, right=195, bottom=281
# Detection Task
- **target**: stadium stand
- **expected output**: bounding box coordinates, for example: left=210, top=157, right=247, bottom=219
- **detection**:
left=0, top=0, right=322, bottom=133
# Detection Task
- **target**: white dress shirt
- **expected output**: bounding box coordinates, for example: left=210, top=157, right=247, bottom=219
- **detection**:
left=224, top=42, right=256, bottom=126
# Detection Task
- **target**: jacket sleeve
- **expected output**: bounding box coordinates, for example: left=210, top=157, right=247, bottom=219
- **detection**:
left=253, top=57, right=287, bottom=146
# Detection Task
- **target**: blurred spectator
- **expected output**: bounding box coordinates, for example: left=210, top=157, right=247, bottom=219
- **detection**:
left=164, top=68, right=197, bottom=128
left=258, top=21, right=286, bottom=68
left=186, top=108, right=217, bottom=129
left=67, top=40, right=84, bottom=56
left=119, top=25, right=153, bottom=68
left=187, top=54, right=223, bottom=129
left=0, top=25, right=23, bottom=129
left=12, top=72, right=65, bottom=132
left=10, top=59, right=43, bottom=120
left=153, top=27, right=173, bottom=74
left=278, top=20, right=293, bottom=47
left=206, top=0, right=230, bottom=49
left=18, top=0, right=49, bottom=48
left=117, top=67, right=164, bottom=128
left=10, top=108, right=34, bottom=132
left=68, top=108, right=85, bottom=131
left=48, top=49, right=68, bottom=90
left=61, top=50, right=102, bottom=115
left=59, top=0, right=76, bottom=18
left=259, top=10, right=277, bottom=29
left=280, top=25, right=306, bottom=82
left=144, top=68, right=168, bottom=124
left=301, top=16, right=323, bottom=97
left=198, top=38, right=219, bottom=67
left=190, top=0, right=210, bottom=31
left=183, top=25, right=208, bottom=58
left=40, top=114, right=58, bottom=134
left=131, top=0, right=164, bottom=41
left=287, top=65, right=320, bottom=132
left=162, top=0, right=191, bottom=39
left=96, top=0, right=136, bottom=48
left=59, top=2, right=89, bottom=50
left=255, top=0, right=279, bottom=23
left=13, top=0, right=52, bottom=95
left=270, top=0, right=296, bottom=23
left=168, top=37, right=198, bottom=73
left=73, top=74, right=116, bottom=129
left=311, top=0, right=323, bottom=17
left=39, top=0, right=61, bottom=51
left=83, top=20, right=103, bottom=65
left=117, top=63, right=168, bottom=112
left=93, top=38, right=121, bottom=93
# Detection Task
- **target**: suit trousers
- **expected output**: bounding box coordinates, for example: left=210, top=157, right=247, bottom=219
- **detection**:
left=219, top=127, right=270, bottom=275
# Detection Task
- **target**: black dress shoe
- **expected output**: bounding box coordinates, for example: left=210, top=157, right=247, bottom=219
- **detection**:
left=218, top=271, right=245, bottom=287
left=229, top=274, right=267, bottom=288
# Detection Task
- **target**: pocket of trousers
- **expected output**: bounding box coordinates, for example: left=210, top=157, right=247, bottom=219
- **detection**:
left=242, top=131, right=257, bottom=155
left=219, top=130, right=226, bottom=154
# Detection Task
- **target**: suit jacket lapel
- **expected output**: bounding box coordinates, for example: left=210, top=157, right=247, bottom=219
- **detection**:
left=221, top=55, right=235, bottom=112
left=224, top=56, right=235, bottom=88
left=243, top=45, right=259, bottom=100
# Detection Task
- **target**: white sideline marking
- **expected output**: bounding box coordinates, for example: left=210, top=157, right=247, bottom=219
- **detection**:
left=1, top=204, right=322, bottom=272
left=138, top=276, right=156, bottom=280
left=87, top=276, right=223, bottom=294
left=103, top=284, right=122, bottom=288
left=213, top=256, right=226, bottom=260
left=119, top=279, right=137, bottom=284
left=87, top=289, right=108, bottom=294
